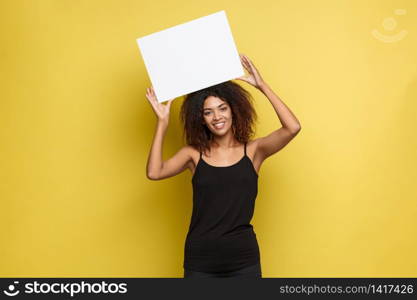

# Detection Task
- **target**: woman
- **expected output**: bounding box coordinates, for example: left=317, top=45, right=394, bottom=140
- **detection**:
left=146, top=54, right=301, bottom=278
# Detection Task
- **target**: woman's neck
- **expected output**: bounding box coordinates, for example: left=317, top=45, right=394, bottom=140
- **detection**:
left=211, top=131, right=239, bottom=149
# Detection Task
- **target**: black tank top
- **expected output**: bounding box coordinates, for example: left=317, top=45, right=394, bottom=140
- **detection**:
left=183, top=143, right=260, bottom=273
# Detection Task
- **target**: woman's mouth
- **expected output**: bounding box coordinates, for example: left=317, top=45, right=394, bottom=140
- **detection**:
left=213, top=121, right=225, bottom=130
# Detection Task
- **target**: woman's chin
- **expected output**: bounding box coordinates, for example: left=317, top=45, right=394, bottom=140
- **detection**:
left=210, top=128, right=231, bottom=137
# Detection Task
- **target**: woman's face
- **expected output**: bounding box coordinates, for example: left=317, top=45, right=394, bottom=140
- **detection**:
left=202, top=96, right=233, bottom=137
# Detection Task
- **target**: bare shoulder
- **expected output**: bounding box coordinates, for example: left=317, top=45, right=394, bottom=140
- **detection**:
left=246, top=139, right=261, bottom=158
left=245, top=138, right=264, bottom=174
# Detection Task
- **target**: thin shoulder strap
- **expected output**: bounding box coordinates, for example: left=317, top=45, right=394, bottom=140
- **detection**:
left=200, top=150, right=203, bottom=159
left=244, top=143, right=247, bottom=156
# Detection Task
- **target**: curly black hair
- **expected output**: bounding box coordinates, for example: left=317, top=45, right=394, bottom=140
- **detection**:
left=180, top=80, right=257, bottom=154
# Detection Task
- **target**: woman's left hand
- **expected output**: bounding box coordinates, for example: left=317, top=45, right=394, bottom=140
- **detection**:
left=236, top=54, right=266, bottom=90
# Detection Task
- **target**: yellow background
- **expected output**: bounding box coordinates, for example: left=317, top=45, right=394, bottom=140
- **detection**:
left=1, top=0, right=416, bottom=277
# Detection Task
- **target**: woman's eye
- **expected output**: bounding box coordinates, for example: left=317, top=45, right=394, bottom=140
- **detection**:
left=204, top=111, right=211, bottom=116
left=220, top=107, right=227, bottom=111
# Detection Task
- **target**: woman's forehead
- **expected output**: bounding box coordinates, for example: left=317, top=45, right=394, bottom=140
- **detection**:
left=203, top=96, right=227, bottom=109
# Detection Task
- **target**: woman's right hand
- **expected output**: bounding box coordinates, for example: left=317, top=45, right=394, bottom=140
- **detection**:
left=146, top=86, right=174, bottom=125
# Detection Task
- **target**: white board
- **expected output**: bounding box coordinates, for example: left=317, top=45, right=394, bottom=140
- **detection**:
left=136, top=10, right=244, bottom=102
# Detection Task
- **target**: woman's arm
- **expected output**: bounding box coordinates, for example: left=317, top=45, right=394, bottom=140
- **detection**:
left=145, top=87, right=192, bottom=180
left=256, top=81, right=301, bottom=159
left=237, top=54, right=301, bottom=161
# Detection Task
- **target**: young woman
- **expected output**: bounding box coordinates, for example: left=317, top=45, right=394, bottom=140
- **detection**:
left=146, top=54, right=301, bottom=278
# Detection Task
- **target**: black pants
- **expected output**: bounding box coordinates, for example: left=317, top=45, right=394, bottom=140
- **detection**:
left=184, top=262, right=262, bottom=278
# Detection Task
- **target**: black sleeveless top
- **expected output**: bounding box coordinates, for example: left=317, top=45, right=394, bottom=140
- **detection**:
left=183, top=143, right=260, bottom=273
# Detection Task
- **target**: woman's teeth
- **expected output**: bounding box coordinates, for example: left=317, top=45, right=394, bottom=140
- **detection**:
left=213, top=122, right=225, bottom=129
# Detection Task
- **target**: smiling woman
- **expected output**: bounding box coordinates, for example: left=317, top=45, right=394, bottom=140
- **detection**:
left=181, top=81, right=256, bottom=156
left=145, top=54, right=301, bottom=278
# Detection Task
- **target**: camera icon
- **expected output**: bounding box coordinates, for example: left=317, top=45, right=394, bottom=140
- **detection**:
left=3, top=281, right=20, bottom=297
left=371, top=9, right=408, bottom=43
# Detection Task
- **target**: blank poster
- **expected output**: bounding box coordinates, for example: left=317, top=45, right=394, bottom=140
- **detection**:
left=136, top=10, right=244, bottom=102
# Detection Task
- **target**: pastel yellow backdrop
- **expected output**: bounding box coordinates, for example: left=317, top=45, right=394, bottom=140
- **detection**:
left=1, top=0, right=416, bottom=277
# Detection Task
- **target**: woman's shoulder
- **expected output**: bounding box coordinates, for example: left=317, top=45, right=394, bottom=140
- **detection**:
left=245, top=138, right=261, bottom=158
left=179, top=145, right=200, bottom=169
left=246, top=138, right=261, bottom=149
left=179, top=144, right=200, bottom=159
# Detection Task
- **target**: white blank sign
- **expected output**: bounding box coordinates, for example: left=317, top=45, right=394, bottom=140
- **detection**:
left=136, top=10, right=244, bottom=102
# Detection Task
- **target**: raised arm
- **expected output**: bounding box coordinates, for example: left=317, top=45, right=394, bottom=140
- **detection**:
left=255, top=82, right=301, bottom=159
left=236, top=54, right=301, bottom=163
left=145, top=87, right=192, bottom=180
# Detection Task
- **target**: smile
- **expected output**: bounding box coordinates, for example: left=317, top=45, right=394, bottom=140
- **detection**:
left=213, top=122, right=225, bottom=129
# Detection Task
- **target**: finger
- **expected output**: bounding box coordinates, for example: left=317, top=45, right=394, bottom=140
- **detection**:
left=244, top=57, right=255, bottom=71
left=240, top=54, right=249, bottom=65
left=245, top=58, right=259, bottom=76
left=146, top=94, right=156, bottom=106
left=242, top=57, right=251, bottom=70
left=150, top=88, right=158, bottom=103
left=167, top=99, right=174, bottom=109
left=145, top=91, right=154, bottom=103
left=147, top=87, right=155, bottom=99
left=152, top=88, right=161, bottom=102
left=243, top=56, right=252, bottom=68
left=146, top=96, right=157, bottom=112
left=146, top=88, right=151, bottom=100
left=240, top=58, right=250, bottom=71
left=245, top=56, right=256, bottom=69
left=146, top=91, right=158, bottom=106
left=241, top=56, right=249, bottom=66
left=241, top=62, right=249, bottom=72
